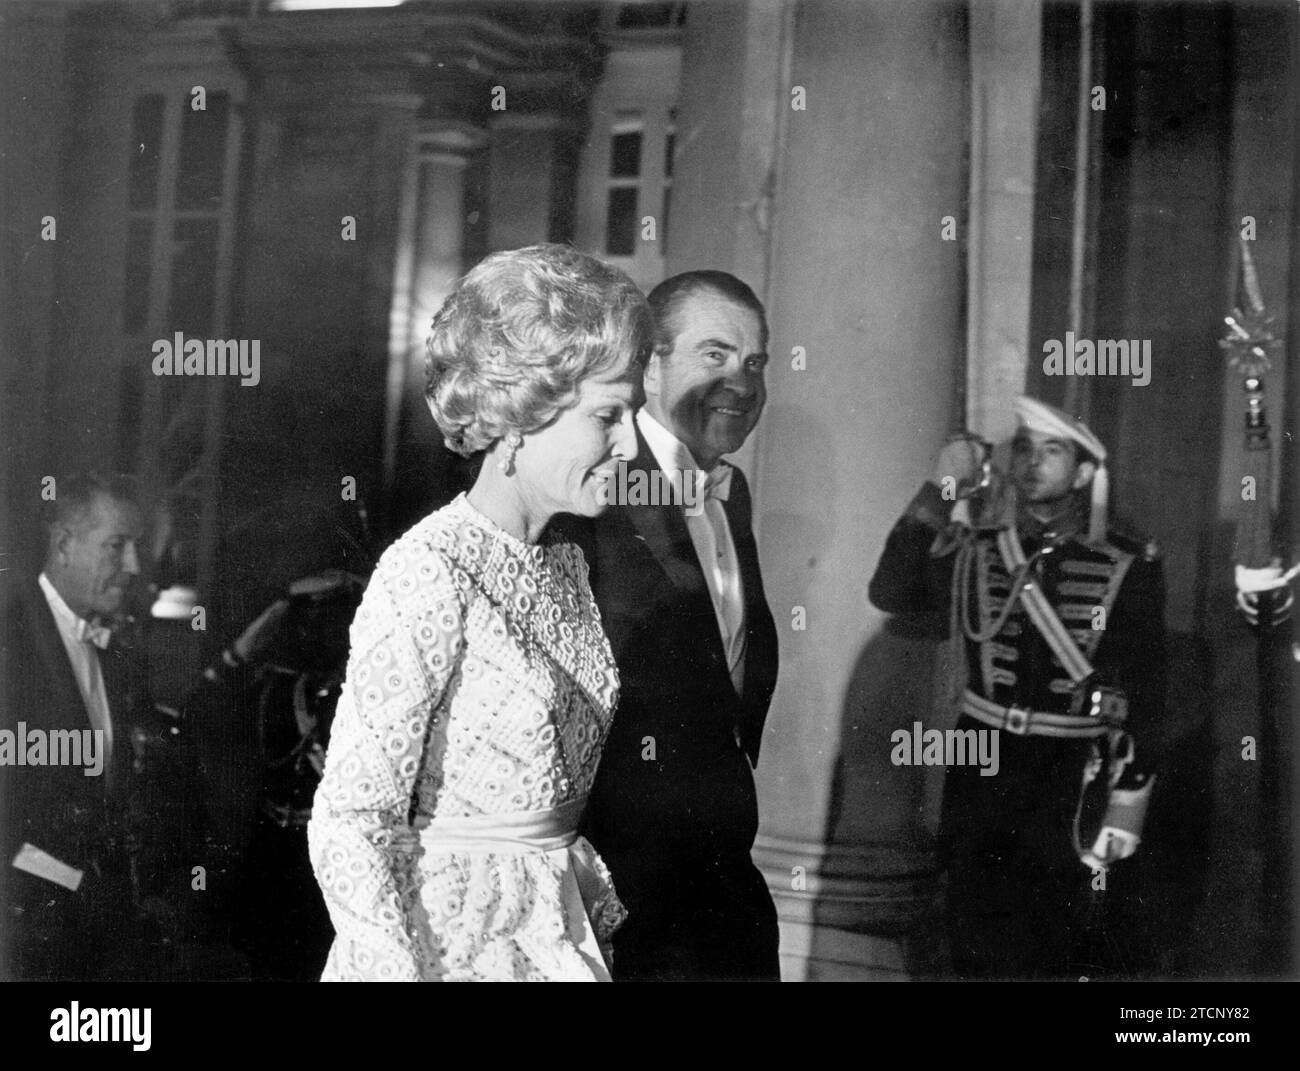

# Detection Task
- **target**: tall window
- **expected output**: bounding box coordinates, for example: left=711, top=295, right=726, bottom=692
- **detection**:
left=602, top=112, right=675, bottom=260
left=582, top=110, right=674, bottom=292
left=575, top=21, right=681, bottom=290
left=605, top=114, right=643, bottom=257
left=117, top=83, right=242, bottom=585
left=123, top=90, right=234, bottom=340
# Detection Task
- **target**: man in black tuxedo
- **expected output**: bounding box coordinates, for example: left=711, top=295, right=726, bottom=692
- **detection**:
left=0, top=473, right=161, bottom=980
left=569, top=271, right=780, bottom=980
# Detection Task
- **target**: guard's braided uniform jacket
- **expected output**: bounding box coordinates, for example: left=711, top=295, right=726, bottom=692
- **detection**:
left=869, top=481, right=1166, bottom=978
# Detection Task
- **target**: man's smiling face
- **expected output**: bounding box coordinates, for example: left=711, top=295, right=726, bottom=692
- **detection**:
left=644, top=288, right=768, bottom=470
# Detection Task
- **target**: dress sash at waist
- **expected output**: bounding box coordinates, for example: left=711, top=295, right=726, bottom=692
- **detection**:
left=412, top=797, right=612, bottom=980
left=412, top=797, right=586, bottom=854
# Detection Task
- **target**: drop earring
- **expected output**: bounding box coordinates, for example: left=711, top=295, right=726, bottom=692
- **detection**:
left=499, top=432, right=522, bottom=475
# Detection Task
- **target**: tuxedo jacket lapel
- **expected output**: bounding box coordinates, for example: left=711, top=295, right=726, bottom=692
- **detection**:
left=622, top=431, right=733, bottom=676
left=620, top=429, right=778, bottom=763
left=20, top=581, right=86, bottom=733
left=17, top=581, right=132, bottom=786
left=721, top=473, right=779, bottom=759
left=2, top=580, right=112, bottom=879
left=622, top=444, right=693, bottom=583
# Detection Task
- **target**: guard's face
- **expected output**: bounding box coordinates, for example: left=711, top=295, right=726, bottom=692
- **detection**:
left=644, top=290, right=767, bottom=470
left=55, top=493, right=144, bottom=618
left=514, top=348, right=643, bottom=519
left=1010, top=429, right=1093, bottom=504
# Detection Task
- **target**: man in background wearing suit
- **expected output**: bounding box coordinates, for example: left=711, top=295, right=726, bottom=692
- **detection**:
left=571, top=271, right=780, bottom=981
left=0, top=473, right=160, bottom=980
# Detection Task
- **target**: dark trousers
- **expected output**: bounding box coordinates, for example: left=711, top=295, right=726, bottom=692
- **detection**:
left=609, top=850, right=780, bottom=982
left=944, top=852, right=1084, bottom=979
left=938, top=731, right=1098, bottom=980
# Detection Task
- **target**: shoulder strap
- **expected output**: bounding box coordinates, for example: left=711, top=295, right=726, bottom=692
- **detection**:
left=995, top=527, right=1095, bottom=683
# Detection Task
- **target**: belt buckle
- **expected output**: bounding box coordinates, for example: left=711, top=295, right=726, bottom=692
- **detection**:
left=1004, top=705, right=1031, bottom=735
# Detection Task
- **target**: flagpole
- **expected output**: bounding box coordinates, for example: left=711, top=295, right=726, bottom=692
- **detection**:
left=1064, top=0, right=1095, bottom=420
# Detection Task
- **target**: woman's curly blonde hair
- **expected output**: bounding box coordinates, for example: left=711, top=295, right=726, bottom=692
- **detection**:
left=425, top=244, right=653, bottom=457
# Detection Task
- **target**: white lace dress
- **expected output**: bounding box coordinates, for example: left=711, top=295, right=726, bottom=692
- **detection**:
left=308, top=494, right=626, bottom=981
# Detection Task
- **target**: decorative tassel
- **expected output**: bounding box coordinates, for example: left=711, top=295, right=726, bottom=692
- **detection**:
left=1089, top=462, right=1108, bottom=545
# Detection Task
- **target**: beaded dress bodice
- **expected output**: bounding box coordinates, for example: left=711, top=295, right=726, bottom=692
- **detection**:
left=309, top=494, right=625, bottom=981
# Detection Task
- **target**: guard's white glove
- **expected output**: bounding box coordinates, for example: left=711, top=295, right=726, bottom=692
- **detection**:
left=1081, top=827, right=1140, bottom=871
left=1235, top=563, right=1296, bottom=626
left=1080, top=779, right=1155, bottom=871
left=929, top=436, right=987, bottom=495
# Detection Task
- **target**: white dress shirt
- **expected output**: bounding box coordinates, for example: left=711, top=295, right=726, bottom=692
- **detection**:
left=637, top=410, right=748, bottom=695
left=38, top=572, right=114, bottom=762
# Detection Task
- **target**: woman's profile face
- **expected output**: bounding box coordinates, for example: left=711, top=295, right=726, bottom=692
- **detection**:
left=514, top=346, right=644, bottom=519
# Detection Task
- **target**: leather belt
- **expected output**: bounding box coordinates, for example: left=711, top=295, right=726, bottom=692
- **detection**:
left=962, top=688, right=1109, bottom=739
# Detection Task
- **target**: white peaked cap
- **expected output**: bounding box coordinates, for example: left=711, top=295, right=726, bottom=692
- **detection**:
left=1013, top=395, right=1109, bottom=544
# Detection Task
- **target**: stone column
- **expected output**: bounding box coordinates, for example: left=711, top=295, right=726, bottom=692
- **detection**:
left=487, top=114, right=562, bottom=252
left=227, top=8, right=603, bottom=539
left=225, top=37, right=425, bottom=532
left=666, top=0, right=786, bottom=479
left=384, top=126, right=486, bottom=512
left=669, top=0, right=970, bottom=979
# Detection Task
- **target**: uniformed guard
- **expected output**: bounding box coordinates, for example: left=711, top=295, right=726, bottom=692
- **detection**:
left=869, top=396, right=1166, bottom=979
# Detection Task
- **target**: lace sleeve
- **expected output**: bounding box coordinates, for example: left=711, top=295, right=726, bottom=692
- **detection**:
left=308, top=545, right=463, bottom=981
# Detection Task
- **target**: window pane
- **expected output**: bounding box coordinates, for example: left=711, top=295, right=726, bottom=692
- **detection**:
left=123, top=220, right=154, bottom=333
left=175, top=92, right=231, bottom=210
left=128, top=95, right=165, bottom=211
left=609, top=131, right=642, bottom=178
left=615, top=3, right=678, bottom=29
left=606, top=187, right=638, bottom=256
left=174, top=0, right=257, bottom=16
left=168, top=218, right=220, bottom=335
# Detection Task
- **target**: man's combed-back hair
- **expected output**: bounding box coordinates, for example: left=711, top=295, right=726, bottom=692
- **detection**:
left=645, top=270, right=768, bottom=357
left=424, top=244, right=654, bottom=457
left=41, top=472, right=141, bottom=535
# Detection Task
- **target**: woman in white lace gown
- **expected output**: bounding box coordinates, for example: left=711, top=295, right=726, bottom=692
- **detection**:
left=308, top=245, right=653, bottom=981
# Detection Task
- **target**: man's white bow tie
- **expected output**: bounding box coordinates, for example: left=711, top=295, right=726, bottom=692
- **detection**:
left=76, top=617, right=112, bottom=650
left=703, top=462, right=734, bottom=502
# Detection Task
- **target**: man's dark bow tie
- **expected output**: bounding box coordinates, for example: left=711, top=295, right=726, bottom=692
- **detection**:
left=76, top=617, right=112, bottom=649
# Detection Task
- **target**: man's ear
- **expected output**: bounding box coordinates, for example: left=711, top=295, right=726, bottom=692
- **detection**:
left=643, top=351, right=664, bottom=399
left=1072, top=459, right=1097, bottom=492
left=50, top=524, right=75, bottom=566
